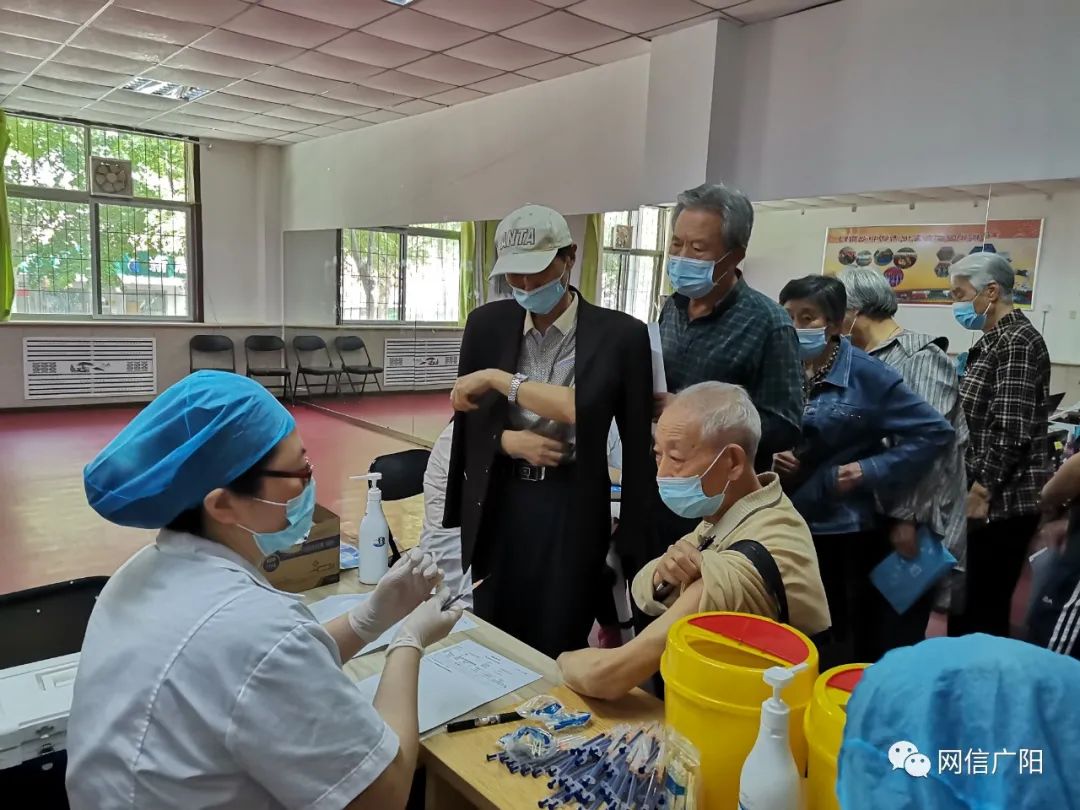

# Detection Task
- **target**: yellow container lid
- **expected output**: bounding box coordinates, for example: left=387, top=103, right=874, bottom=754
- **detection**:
left=664, top=612, right=819, bottom=712
left=805, top=664, right=868, bottom=754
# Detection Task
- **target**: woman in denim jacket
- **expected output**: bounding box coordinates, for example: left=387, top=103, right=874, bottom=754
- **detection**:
left=774, top=275, right=954, bottom=667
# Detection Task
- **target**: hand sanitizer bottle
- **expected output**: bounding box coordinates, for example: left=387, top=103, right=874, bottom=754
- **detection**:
left=738, top=662, right=808, bottom=810
left=353, top=473, right=389, bottom=585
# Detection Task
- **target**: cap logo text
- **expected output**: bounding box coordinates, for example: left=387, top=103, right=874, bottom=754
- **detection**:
left=498, top=228, right=536, bottom=250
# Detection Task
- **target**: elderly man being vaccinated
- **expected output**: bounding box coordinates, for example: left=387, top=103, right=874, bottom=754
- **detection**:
left=557, top=382, right=830, bottom=699
left=66, top=372, right=462, bottom=810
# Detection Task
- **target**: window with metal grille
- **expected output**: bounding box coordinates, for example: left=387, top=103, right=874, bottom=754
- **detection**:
left=3, top=113, right=198, bottom=320
left=599, top=206, right=669, bottom=322
left=339, top=223, right=460, bottom=323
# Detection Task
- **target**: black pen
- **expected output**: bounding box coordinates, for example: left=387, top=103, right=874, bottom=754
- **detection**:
left=652, top=535, right=716, bottom=602
left=446, top=711, right=521, bottom=733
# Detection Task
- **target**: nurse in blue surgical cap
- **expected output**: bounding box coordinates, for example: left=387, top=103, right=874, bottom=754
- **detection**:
left=66, top=371, right=462, bottom=810
left=837, top=634, right=1080, bottom=810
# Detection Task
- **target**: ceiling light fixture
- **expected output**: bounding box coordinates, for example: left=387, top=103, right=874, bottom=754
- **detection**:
left=382, top=0, right=417, bottom=5
left=122, top=77, right=209, bottom=102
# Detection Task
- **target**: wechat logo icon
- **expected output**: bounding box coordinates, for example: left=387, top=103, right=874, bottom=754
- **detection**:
left=889, top=741, right=931, bottom=778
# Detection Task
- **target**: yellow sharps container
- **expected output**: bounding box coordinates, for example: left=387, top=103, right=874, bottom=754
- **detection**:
left=661, top=612, right=818, bottom=809
left=804, top=664, right=868, bottom=810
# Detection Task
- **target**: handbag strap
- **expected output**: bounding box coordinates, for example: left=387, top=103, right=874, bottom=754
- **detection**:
left=729, top=539, right=790, bottom=625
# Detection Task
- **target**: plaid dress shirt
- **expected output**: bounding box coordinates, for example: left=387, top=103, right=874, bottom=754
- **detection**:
left=658, top=277, right=803, bottom=459
left=959, top=309, right=1052, bottom=520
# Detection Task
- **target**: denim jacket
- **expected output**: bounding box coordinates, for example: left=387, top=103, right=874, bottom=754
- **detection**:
left=789, top=338, right=956, bottom=535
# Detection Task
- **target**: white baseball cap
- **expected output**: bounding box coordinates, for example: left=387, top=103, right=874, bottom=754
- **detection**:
left=491, top=204, right=573, bottom=277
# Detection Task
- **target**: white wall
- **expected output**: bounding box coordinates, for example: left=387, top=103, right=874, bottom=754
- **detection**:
left=281, top=57, right=650, bottom=230
left=727, top=0, right=1080, bottom=200
left=200, top=140, right=284, bottom=325
left=284, top=229, right=337, bottom=327
left=746, top=189, right=1080, bottom=369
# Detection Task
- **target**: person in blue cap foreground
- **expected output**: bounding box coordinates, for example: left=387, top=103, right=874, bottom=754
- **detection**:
left=838, top=634, right=1080, bottom=809
left=66, top=371, right=463, bottom=810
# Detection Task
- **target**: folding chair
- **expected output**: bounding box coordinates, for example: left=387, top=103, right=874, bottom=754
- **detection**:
left=244, top=335, right=293, bottom=401
left=367, top=449, right=431, bottom=565
left=292, top=335, right=342, bottom=399
left=189, top=334, right=236, bottom=373
left=334, top=336, right=384, bottom=394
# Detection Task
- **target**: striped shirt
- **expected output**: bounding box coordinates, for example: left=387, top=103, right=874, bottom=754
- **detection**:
left=871, top=331, right=969, bottom=576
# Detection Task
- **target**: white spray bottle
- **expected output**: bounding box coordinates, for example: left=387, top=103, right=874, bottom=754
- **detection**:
left=352, top=473, right=389, bottom=585
left=737, top=661, right=808, bottom=810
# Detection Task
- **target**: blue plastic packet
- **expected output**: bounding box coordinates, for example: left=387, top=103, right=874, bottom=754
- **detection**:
left=870, top=527, right=957, bottom=614
left=955, top=350, right=969, bottom=378
left=339, top=543, right=360, bottom=571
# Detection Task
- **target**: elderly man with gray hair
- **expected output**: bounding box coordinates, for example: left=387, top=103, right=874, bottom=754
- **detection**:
left=654, top=183, right=803, bottom=551
left=557, top=382, right=829, bottom=700
left=947, top=252, right=1051, bottom=638
left=839, top=267, right=969, bottom=619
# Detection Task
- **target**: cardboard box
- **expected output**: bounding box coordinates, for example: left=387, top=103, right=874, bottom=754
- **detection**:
left=261, top=503, right=340, bottom=592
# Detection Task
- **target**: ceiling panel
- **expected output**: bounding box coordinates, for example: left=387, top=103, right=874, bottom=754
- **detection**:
left=426, top=86, right=487, bottom=106
left=253, top=66, right=345, bottom=95
left=445, top=34, right=558, bottom=71
left=321, top=83, right=409, bottom=108
left=299, top=123, right=350, bottom=138
left=317, top=30, right=430, bottom=69
left=362, top=9, right=485, bottom=51
left=289, top=94, right=377, bottom=117
left=240, top=112, right=308, bottom=132
left=162, top=48, right=264, bottom=79
left=399, top=54, right=500, bottom=85
left=414, top=0, right=551, bottom=33
left=358, top=109, right=406, bottom=124
left=51, top=46, right=147, bottom=75
left=144, top=64, right=236, bottom=91
left=91, top=7, right=212, bottom=46
left=219, top=80, right=312, bottom=105
left=0, top=0, right=105, bottom=25
left=26, top=75, right=112, bottom=98
left=262, top=0, right=395, bottom=29
left=391, top=98, right=442, bottom=116
left=0, top=9, right=79, bottom=43
left=195, top=28, right=305, bottom=64
left=576, top=37, right=650, bottom=65
left=324, top=117, right=374, bottom=131
left=115, top=0, right=249, bottom=27
left=70, top=27, right=182, bottom=63
left=0, top=52, right=42, bottom=73
left=278, top=105, right=339, bottom=126
left=467, top=73, right=535, bottom=94
left=283, top=51, right=383, bottom=83
left=223, top=6, right=348, bottom=48
left=191, top=92, right=275, bottom=114
left=0, top=32, right=65, bottom=58
left=572, top=0, right=711, bottom=35
left=502, top=11, right=624, bottom=54
left=162, top=103, right=251, bottom=123
left=517, top=56, right=591, bottom=80
left=723, top=0, right=828, bottom=23
left=359, top=69, right=454, bottom=98
left=37, top=61, right=126, bottom=87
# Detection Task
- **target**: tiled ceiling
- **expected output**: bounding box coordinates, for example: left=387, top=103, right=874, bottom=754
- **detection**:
left=752, top=179, right=1080, bottom=212
left=0, top=0, right=834, bottom=146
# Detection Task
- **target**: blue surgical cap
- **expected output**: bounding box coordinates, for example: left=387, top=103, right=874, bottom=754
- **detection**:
left=85, top=371, right=295, bottom=529
left=837, top=635, right=1080, bottom=810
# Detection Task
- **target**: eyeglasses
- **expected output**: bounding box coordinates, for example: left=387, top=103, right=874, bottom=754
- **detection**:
left=260, top=459, right=314, bottom=482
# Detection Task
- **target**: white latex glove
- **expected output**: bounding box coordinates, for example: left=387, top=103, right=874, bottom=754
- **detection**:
left=347, top=548, right=442, bottom=643
left=386, top=587, right=463, bottom=653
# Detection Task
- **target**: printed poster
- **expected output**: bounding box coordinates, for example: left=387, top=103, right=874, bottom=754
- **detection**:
left=822, top=219, right=1043, bottom=306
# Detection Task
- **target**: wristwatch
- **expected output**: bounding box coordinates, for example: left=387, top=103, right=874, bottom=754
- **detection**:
left=508, top=373, right=529, bottom=404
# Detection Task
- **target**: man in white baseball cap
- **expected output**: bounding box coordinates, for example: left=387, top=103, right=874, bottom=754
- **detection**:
left=443, top=204, right=656, bottom=658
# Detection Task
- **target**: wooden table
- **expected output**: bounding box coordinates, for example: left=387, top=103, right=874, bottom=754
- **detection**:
left=304, top=576, right=663, bottom=810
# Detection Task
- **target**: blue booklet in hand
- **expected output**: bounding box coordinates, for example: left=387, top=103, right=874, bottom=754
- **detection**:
left=870, top=528, right=957, bottom=615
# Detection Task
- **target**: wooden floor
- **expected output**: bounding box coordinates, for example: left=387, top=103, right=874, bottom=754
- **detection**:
left=0, top=401, right=426, bottom=594
left=316, top=390, right=452, bottom=444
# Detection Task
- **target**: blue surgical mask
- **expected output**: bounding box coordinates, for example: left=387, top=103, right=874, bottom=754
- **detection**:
left=666, top=252, right=731, bottom=299
left=513, top=270, right=568, bottom=315
left=657, top=449, right=731, bottom=519
left=796, top=327, right=829, bottom=361
left=952, top=299, right=988, bottom=331
left=243, top=479, right=317, bottom=556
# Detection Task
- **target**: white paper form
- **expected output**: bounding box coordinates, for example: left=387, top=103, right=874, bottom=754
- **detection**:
left=353, top=639, right=542, bottom=733
left=647, top=322, right=667, bottom=394
left=305, top=593, right=477, bottom=657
